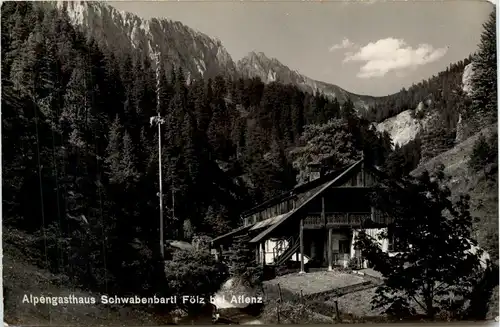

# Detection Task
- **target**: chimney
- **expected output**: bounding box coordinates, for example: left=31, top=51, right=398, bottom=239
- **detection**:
left=308, top=162, right=322, bottom=182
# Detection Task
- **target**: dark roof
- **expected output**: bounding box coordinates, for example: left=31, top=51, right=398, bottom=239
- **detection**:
left=249, top=159, right=364, bottom=243
left=240, top=162, right=356, bottom=218
left=210, top=225, right=253, bottom=245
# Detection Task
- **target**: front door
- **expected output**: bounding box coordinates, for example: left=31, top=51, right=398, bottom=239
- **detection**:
left=338, top=239, right=350, bottom=266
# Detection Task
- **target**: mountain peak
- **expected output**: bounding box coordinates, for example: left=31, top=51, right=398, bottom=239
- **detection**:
left=237, top=51, right=370, bottom=109
left=242, top=51, right=281, bottom=66
left=49, top=1, right=371, bottom=109
left=50, top=1, right=237, bottom=79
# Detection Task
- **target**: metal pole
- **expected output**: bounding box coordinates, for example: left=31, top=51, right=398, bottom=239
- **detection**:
left=154, top=50, right=164, bottom=260
left=158, top=112, right=164, bottom=259
left=172, top=179, right=175, bottom=224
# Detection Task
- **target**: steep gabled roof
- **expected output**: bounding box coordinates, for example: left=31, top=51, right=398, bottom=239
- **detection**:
left=249, top=159, right=365, bottom=243
left=241, top=162, right=356, bottom=218
left=211, top=225, right=253, bottom=244
left=210, top=157, right=391, bottom=247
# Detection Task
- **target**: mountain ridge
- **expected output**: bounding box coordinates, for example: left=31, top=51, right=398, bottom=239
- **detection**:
left=50, top=0, right=238, bottom=81
left=49, top=1, right=380, bottom=109
left=47, top=1, right=475, bottom=127
left=237, top=51, right=378, bottom=109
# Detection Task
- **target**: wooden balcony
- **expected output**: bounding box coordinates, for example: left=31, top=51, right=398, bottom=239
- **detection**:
left=303, top=211, right=392, bottom=229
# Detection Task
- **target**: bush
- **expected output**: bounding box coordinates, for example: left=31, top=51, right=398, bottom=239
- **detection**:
left=164, top=249, right=228, bottom=314
left=469, top=133, right=498, bottom=177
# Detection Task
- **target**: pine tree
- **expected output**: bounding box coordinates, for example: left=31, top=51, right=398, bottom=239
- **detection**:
left=208, top=76, right=231, bottom=158
left=105, top=115, right=123, bottom=184
left=469, top=10, right=497, bottom=120
left=228, top=234, right=263, bottom=289
left=420, top=121, right=455, bottom=163
left=120, top=130, right=140, bottom=185
left=341, top=97, right=356, bottom=121
left=469, top=132, right=498, bottom=177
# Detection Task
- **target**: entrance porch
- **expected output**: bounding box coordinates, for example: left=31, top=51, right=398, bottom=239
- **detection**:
left=254, top=226, right=389, bottom=273
left=254, top=228, right=362, bottom=270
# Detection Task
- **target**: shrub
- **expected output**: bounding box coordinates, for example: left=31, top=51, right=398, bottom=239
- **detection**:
left=469, top=133, right=498, bottom=177
left=164, top=249, right=228, bottom=314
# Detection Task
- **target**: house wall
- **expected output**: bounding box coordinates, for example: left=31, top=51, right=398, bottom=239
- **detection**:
left=256, top=228, right=390, bottom=268
left=339, top=165, right=378, bottom=188
left=351, top=228, right=389, bottom=268
left=257, top=238, right=311, bottom=265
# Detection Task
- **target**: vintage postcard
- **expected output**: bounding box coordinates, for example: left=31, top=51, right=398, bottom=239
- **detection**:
left=1, top=0, right=498, bottom=325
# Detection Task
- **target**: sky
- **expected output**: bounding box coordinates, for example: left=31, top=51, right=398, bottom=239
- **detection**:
left=109, top=0, right=495, bottom=96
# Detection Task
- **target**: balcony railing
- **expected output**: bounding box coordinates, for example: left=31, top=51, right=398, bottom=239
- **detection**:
left=303, top=211, right=392, bottom=229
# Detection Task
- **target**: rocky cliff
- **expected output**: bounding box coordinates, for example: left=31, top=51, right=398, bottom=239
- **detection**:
left=47, top=1, right=376, bottom=108
left=52, top=1, right=238, bottom=80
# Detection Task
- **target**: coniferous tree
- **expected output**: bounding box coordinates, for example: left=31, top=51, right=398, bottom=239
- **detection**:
left=469, top=132, right=498, bottom=177
left=341, top=97, right=356, bottom=121
left=105, top=115, right=122, bottom=184
left=120, top=130, right=140, bottom=185
left=420, top=121, right=456, bottom=163
left=228, top=234, right=263, bottom=290
left=469, top=10, right=497, bottom=121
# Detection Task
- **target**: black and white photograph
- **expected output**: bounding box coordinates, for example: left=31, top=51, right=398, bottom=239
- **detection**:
left=1, top=0, right=498, bottom=325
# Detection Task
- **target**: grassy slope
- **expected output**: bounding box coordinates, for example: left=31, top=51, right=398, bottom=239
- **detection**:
left=3, top=228, right=173, bottom=326
left=411, top=124, right=498, bottom=257
left=411, top=123, right=499, bottom=320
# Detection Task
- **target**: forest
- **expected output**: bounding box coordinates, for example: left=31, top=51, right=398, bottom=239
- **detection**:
left=1, top=2, right=393, bottom=296
left=1, top=1, right=497, bottom=306
left=363, top=57, right=473, bottom=126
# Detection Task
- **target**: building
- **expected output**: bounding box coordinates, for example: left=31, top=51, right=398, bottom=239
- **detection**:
left=211, top=158, right=397, bottom=273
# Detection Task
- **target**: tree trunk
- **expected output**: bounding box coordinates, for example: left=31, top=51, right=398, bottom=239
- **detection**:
left=424, top=295, right=435, bottom=319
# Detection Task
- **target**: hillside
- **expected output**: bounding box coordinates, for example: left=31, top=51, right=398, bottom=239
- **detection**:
left=411, top=124, right=498, bottom=260
left=3, top=229, right=174, bottom=326
left=46, top=0, right=475, bottom=121
left=35, top=0, right=488, bottom=132
left=411, top=124, right=499, bottom=320
left=374, top=106, right=438, bottom=148
left=372, top=59, right=472, bottom=148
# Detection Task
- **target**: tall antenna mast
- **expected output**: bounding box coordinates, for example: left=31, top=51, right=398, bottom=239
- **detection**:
left=150, top=48, right=165, bottom=259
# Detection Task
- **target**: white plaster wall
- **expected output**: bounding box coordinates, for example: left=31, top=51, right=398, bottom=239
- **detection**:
left=262, top=239, right=310, bottom=264
left=350, top=228, right=389, bottom=258
left=351, top=228, right=389, bottom=268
